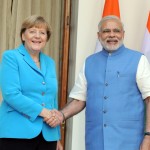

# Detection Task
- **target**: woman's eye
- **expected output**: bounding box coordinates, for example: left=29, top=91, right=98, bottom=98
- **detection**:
left=41, top=32, right=46, bottom=35
left=30, top=30, right=36, bottom=33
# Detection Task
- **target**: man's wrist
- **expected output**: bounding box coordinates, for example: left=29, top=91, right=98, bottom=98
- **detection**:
left=59, top=111, right=66, bottom=124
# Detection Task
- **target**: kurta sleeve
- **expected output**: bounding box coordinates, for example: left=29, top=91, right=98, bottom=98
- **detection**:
left=69, top=62, right=87, bottom=101
left=136, top=55, right=150, bottom=99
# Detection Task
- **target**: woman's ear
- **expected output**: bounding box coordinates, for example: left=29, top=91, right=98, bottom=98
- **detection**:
left=22, top=33, right=25, bottom=41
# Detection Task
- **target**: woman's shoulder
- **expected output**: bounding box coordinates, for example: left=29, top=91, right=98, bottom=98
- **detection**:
left=2, top=48, right=19, bottom=59
left=2, top=45, right=28, bottom=60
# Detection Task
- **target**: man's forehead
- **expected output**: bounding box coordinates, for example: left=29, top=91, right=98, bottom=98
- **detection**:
left=101, top=20, right=122, bottom=28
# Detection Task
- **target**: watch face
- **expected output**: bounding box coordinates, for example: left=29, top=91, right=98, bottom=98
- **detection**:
left=145, top=132, right=150, bottom=136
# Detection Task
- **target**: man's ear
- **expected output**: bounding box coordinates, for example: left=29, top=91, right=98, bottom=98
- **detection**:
left=97, top=32, right=100, bottom=38
left=123, top=31, right=125, bottom=39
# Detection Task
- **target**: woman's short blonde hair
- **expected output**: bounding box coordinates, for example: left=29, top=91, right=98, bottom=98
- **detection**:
left=20, top=15, right=52, bottom=44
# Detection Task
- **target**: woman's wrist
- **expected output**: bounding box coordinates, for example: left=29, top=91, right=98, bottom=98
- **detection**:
left=39, top=108, right=51, bottom=118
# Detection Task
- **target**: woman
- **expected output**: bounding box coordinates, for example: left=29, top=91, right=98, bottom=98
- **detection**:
left=0, top=15, right=63, bottom=150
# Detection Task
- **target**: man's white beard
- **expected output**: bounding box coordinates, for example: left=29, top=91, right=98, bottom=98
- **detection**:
left=100, top=38, right=124, bottom=52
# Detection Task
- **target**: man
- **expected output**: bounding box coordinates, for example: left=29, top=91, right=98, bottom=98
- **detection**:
left=46, top=15, right=150, bottom=150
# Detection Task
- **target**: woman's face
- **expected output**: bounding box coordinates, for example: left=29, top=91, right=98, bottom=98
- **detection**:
left=22, top=26, right=47, bottom=53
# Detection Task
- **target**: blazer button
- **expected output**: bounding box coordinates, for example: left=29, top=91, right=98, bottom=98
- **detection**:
left=41, top=103, right=45, bottom=106
left=41, top=92, right=45, bottom=96
left=42, top=81, right=46, bottom=85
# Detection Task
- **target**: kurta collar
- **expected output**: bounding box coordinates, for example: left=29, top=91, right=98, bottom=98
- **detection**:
left=101, top=44, right=126, bottom=56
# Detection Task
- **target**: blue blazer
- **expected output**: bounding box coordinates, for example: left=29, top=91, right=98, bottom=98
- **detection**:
left=0, top=44, right=60, bottom=141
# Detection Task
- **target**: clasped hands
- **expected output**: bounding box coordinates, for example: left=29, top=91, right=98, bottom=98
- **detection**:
left=41, top=108, right=64, bottom=127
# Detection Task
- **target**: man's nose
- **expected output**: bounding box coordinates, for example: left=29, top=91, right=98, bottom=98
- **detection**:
left=109, top=31, right=115, bottom=37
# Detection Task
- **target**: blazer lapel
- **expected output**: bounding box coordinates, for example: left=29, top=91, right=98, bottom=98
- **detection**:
left=17, top=44, right=43, bottom=75
left=40, top=53, right=47, bottom=76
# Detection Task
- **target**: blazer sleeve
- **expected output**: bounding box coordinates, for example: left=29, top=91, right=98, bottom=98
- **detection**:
left=1, top=51, right=43, bottom=122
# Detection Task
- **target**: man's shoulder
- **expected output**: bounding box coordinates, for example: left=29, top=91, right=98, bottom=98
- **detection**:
left=122, top=47, right=143, bottom=63
left=86, top=51, right=101, bottom=59
left=125, top=47, right=143, bottom=56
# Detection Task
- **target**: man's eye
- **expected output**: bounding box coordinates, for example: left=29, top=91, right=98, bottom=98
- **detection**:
left=102, top=30, right=110, bottom=33
left=114, top=29, right=121, bottom=33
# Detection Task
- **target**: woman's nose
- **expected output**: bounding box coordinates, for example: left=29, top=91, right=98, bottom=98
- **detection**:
left=34, top=32, right=40, bottom=38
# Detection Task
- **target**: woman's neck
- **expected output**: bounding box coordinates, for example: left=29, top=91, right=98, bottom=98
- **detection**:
left=27, top=49, right=40, bottom=62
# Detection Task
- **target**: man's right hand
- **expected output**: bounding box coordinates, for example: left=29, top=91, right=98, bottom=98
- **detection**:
left=44, top=110, right=64, bottom=127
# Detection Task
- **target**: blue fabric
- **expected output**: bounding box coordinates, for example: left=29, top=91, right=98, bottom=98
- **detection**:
left=0, top=63, right=1, bottom=89
left=0, top=44, right=60, bottom=141
left=85, top=45, right=144, bottom=150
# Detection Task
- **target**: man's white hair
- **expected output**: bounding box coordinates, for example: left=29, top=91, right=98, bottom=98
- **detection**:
left=98, top=15, right=124, bottom=32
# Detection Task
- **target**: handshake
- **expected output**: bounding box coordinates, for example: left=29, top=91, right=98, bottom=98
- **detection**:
left=40, top=108, right=65, bottom=127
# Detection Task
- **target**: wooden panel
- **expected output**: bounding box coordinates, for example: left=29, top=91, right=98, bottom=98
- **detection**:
left=59, top=0, right=71, bottom=148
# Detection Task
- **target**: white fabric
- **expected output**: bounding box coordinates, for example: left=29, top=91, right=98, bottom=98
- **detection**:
left=94, top=39, right=102, bottom=53
left=142, top=29, right=150, bottom=63
left=69, top=55, right=150, bottom=101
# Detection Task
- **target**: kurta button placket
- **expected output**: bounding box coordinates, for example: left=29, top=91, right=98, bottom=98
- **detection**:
left=104, top=96, right=108, bottom=100
left=105, top=82, right=108, bottom=86
left=103, top=110, right=107, bottom=113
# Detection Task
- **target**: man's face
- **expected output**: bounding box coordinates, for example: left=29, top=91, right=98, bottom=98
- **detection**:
left=98, top=19, right=125, bottom=52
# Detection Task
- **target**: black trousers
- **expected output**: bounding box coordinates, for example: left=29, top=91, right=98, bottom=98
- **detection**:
left=0, top=132, right=57, bottom=150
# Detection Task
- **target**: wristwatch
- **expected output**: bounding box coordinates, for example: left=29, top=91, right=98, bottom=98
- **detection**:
left=144, top=132, right=150, bottom=136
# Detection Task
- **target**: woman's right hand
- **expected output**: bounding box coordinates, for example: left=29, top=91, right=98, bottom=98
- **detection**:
left=39, top=108, right=53, bottom=119
left=43, top=110, right=63, bottom=127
